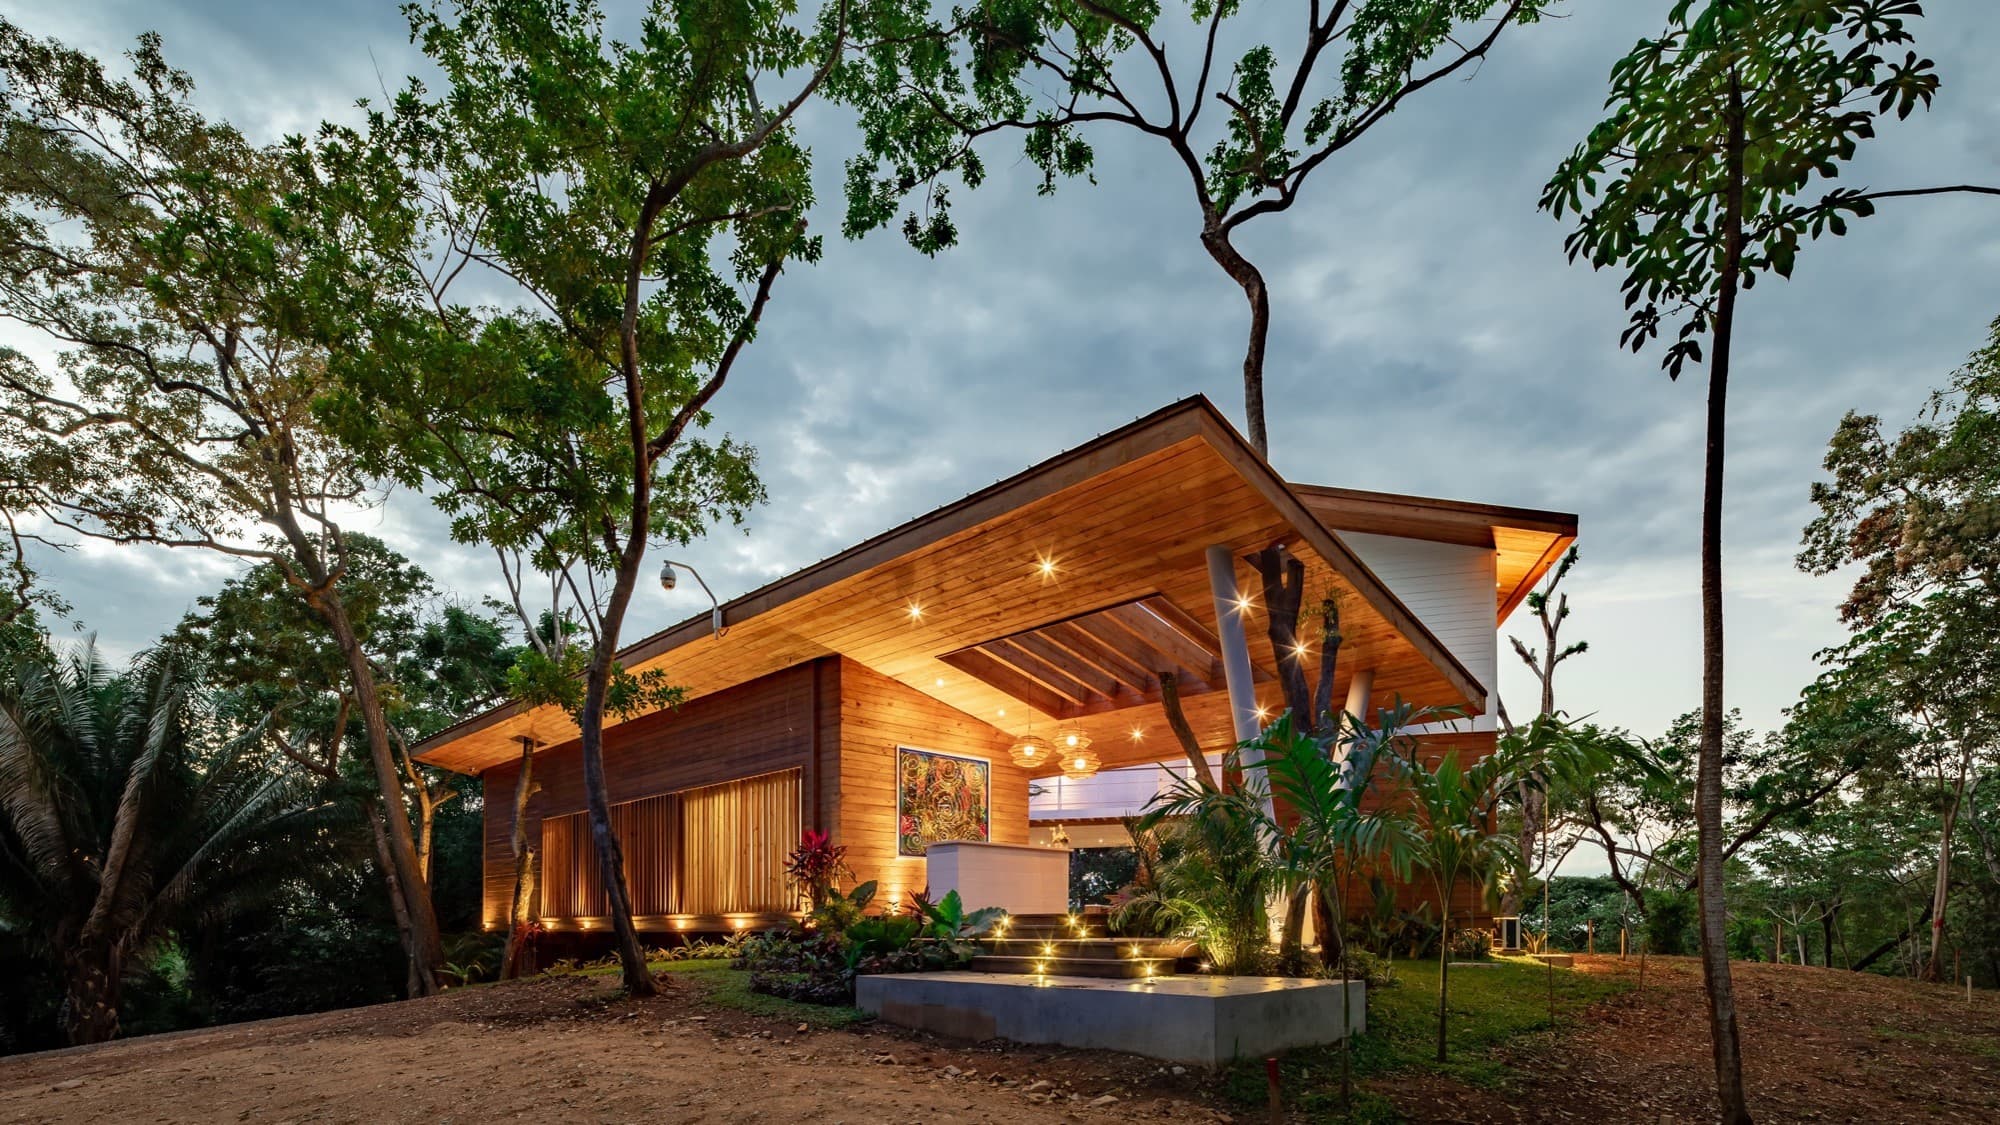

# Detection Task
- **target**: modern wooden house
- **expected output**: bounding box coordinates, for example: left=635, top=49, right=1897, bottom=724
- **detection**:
left=413, top=397, right=1576, bottom=937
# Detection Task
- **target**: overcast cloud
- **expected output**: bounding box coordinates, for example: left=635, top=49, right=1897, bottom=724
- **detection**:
left=7, top=0, right=2000, bottom=752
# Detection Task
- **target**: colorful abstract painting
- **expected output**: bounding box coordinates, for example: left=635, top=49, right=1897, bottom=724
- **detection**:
left=896, top=746, right=990, bottom=857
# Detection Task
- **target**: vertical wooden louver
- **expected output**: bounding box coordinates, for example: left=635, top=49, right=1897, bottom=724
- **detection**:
left=538, top=768, right=800, bottom=923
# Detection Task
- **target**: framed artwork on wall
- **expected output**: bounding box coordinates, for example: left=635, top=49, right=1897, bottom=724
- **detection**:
left=895, top=745, right=991, bottom=857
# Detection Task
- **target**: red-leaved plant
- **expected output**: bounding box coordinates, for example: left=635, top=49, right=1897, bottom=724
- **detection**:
left=785, top=830, right=852, bottom=911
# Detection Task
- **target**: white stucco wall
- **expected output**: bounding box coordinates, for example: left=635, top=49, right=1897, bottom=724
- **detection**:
left=1335, top=531, right=1499, bottom=732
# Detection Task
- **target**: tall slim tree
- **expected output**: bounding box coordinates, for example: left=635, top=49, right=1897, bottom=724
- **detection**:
left=316, top=0, right=858, bottom=995
left=1500, top=545, right=1584, bottom=918
left=831, top=0, right=1552, bottom=454
left=1541, top=3, right=1972, bottom=1117
left=0, top=21, right=453, bottom=992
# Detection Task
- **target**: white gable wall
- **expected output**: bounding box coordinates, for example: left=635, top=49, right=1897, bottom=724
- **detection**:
left=1336, top=532, right=1499, bottom=732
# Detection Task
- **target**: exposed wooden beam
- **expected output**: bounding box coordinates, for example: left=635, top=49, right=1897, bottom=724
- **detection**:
left=1071, top=613, right=1212, bottom=693
left=1104, top=602, right=1222, bottom=681
left=984, top=639, right=1103, bottom=706
left=1042, top=621, right=1158, bottom=692
left=1140, top=592, right=1275, bottom=683
left=938, top=648, right=1074, bottom=718
left=1006, top=632, right=1128, bottom=700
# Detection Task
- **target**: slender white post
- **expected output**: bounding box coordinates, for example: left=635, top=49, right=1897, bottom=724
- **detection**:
left=1204, top=545, right=1264, bottom=747
left=1342, top=667, right=1376, bottom=730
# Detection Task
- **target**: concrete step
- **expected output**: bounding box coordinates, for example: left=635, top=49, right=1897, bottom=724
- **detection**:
left=968, top=954, right=1179, bottom=979
left=993, top=915, right=1125, bottom=941
left=981, top=937, right=1198, bottom=962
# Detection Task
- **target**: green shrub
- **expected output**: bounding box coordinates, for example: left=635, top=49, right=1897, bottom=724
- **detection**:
left=1644, top=891, right=1696, bottom=956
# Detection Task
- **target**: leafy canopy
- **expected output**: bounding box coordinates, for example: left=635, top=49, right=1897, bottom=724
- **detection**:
left=1541, top=0, right=1940, bottom=378
left=834, top=0, right=1551, bottom=252
left=1800, top=314, right=2000, bottom=624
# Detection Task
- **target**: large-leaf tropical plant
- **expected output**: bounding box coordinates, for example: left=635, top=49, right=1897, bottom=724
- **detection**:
left=1385, top=710, right=1617, bottom=1063
left=1242, top=710, right=1420, bottom=1106
left=1123, top=772, right=1273, bottom=973
left=0, top=642, right=319, bottom=1044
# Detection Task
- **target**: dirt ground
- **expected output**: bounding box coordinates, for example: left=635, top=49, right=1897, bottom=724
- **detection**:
left=1395, top=955, right=2000, bottom=1124
left=3, top=956, right=1997, bottom=1123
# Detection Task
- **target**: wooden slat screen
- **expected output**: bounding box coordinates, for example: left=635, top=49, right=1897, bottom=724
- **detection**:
left=678, top=770, right=799, bottom=914
left=538, top=768, right=799, bottom=922
left=539, top=811, right=605, bottom=919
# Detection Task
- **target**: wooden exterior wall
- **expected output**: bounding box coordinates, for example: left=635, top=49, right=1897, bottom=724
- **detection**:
left=826, top=658, right=1030, bottom=911
left=479, top=655, right=1032, bottom=932
left=480, top=658, right=838, bottom=931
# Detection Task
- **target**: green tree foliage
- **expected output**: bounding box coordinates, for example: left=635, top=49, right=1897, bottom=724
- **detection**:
left=1540, top=5, right=1959, bottom=1115
left=310, top=0, right=859, bottom=996
left=172, top=537, right=515, bottom=903
left=1802, top=322, right=2000, bottom=980
left=1249, top=711, right=1420, bottom=1106
left=1124, top=774, right=1272, bottom=974
left=1801, top=313, right=2000, bottom=623
left=0, top=19, right=456, bottom=991
left=831, top=0, right=1551, bottom=453
left=0, top=642, right=324, bottom=1045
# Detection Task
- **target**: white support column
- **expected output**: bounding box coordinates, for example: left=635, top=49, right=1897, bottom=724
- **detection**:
left=1204, top=545, right=1264, bottom=748
left=1341, top=667, right=1376, bottom=731
left=1335, top=667, right=1376, bottom=788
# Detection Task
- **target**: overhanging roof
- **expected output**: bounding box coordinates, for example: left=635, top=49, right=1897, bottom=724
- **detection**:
left=415, top=397, right=1521, bottom=775
left=1291, top=485, right=1578, bottom=623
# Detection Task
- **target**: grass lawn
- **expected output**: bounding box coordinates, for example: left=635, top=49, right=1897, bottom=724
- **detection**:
left=653, top=959, right=871, bottom=1029
left=1224, top=956, right=1631, bottom=1121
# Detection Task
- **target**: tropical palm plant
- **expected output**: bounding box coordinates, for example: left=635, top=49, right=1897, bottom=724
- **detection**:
left=1244, top=710, right=1422, bottom=1106
left=1122, top=776, right=1272, bottom=973
left=1385, top=710, right=1619, bottom=1062
left=0, top=641, right=322, bottom=1043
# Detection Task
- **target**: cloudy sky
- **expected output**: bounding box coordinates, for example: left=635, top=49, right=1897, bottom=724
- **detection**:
left=8, top=0, right=2000, bottom=746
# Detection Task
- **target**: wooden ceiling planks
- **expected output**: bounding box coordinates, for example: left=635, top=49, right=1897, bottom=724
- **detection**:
left=935, top=592, right=1247, bottom=722
left=416, top=398, right=1495, bottom=774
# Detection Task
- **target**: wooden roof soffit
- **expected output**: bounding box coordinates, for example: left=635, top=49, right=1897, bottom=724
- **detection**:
left=1190, top=412, right=1489, bottom=712
left=939, top=594, right=1271, bottom=721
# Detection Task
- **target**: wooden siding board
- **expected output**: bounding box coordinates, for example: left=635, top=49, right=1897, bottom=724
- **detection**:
left=480, top=659, right=828, bottom=930
left=831, top=658, right=1029, bottom=912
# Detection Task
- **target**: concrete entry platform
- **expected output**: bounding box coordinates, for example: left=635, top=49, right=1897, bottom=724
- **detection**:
left=856, top=971, right=1366, bottom=1067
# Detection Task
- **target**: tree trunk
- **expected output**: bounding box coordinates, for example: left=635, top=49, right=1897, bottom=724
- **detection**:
left=580, top=652, right=657, bottom=996
left=268, top=498, right=444, bottom=995
left=1923, top=753, right=1971, bottom=981
left=1314, top=877, right=1343, bottom=969
left=1436, top=900, right=1453, bottom=1063
left=501, top=739, right=541, bottom=980
left=1694, top=70, right=1753, bottom=1125
left=1199, top=226, right=1272, bottom=456
left=1159, top=671, right=1221, bottom=791
left=417, top=801, right=436, bottom=889
left=327, top=602, right=446, bottom=996
left=365, top=798, right=423, bottom=998
left=61, top=947, right=122, bottom=1045
left=1279, top=886, right=1309, bottom=967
